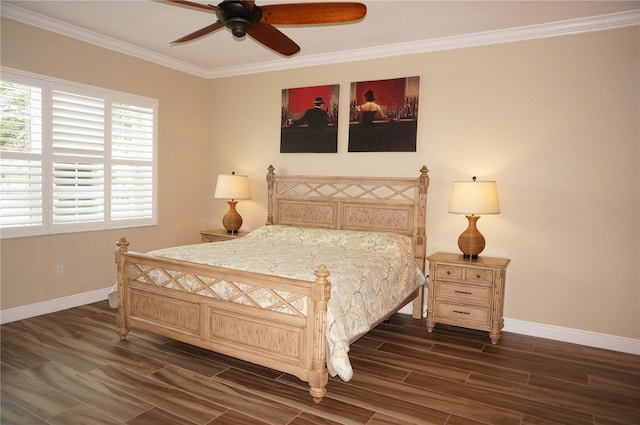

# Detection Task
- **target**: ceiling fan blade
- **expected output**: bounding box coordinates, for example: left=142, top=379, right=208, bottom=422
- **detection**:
left=166, top=0, right=220, bottom=13
left=247, top=23, right=300, bottom=56
left=259, top=2, right=366, bottom=25
left=171, top=21, right=225, bottom=44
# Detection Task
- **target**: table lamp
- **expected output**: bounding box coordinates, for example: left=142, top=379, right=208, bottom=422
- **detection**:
left=448, top=176, right=500, bottom=259
left=214, top=172, right=251, bottom=234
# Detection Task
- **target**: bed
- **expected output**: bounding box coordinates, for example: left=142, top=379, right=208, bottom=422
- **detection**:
left=114, top=164, right=429, bottom=403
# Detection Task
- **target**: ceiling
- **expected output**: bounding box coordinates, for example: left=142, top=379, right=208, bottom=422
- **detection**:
left=2, top=1, right=639, bottom=78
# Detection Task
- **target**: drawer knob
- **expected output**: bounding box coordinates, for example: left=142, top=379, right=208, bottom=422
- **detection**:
left=447, top=270, right=452, bottom=275
left=455, top=290, right=472, bottom=295
left=476, top=273, right=481, bottom=279
left=453, top=310, right=470, bottom=315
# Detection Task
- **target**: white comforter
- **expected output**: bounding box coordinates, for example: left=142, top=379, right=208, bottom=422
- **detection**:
left=147, top=225, right=425, bottom=381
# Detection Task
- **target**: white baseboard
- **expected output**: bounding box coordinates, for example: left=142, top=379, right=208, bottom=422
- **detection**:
left=0, top=287, right=112, bottom=325
left=3, top=289, right=639, bottom=356
left=503, top=318, right=640, bottom=355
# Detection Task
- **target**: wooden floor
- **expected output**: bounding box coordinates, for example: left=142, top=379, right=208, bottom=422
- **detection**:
left=1, top=301, right=639, bottom=425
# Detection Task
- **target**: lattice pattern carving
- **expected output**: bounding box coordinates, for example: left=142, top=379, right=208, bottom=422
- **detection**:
left=277, top=181, right=417, bottom=201
left=129, top=263, right=307, bottom=317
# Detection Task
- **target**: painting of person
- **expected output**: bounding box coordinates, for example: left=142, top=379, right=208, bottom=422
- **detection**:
left=281, top=85, right=339, bottom=153
left=349, top=76, right=420, bottom=152
left=292, top=96, right=329, bottom=131
left=356, top=90, right=389, bottom=126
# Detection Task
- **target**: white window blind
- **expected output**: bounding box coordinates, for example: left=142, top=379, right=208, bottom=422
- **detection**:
left=0, top=68, right=157, bottom=238
left=111, top=102, right=154, bottom=222
left=0, top=78, right=43, bottom=231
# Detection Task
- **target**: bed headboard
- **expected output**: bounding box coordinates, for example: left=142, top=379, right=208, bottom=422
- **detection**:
left=266, top=165, right=429, bottom=271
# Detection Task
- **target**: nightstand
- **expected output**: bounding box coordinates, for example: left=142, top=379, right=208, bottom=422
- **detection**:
left=199, top=229, right=246, bottom=243
left=426, top=252, right=510, bottom=344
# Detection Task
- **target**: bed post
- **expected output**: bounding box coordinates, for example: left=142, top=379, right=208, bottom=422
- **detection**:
left=413, top=165, right=430, bottom=319
left=115, top=237, right=130, bottom=341
left=309, top=264, right=331, bottom=404
left=416, top=165, right=429, bottom=268
left=266, top=164, right=275, bottom=225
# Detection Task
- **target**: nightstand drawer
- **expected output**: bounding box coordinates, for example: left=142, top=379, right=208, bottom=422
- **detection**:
left=435, top=264, right=463, bottom=281
left=436, top=264, right=493, bottom=286
left=435, top=302, right=490, bottom=326
left=436, top=281, right=491, bottom=304
left=463, top=268, right=494, bottom=285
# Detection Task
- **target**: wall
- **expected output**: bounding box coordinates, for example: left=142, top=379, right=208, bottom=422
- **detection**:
left=1, top=17, right=638, bottom=344
left=1, top=18, right=211, bottom=309
left=206, top=27, right=639, bottom=341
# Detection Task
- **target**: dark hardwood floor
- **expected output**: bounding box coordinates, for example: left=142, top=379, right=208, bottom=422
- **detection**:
left=1, top=301, right=639, bottom=425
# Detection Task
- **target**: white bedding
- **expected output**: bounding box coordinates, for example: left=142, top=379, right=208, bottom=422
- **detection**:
left=145, top=225, right=425, bottom=381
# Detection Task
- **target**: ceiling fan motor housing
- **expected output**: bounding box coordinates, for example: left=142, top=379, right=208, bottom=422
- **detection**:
left=169, top=0, right=367, bottom=57
left=216, top=1, right=262, bottom=37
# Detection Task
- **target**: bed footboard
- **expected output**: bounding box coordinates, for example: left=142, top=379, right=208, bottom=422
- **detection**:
left=115, top=237, right=331, bottom=403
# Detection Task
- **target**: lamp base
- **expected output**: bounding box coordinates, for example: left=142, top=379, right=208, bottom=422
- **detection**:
left=222, top=200, right=243, bottom=233
left=458, top=215, right=485, bottom=259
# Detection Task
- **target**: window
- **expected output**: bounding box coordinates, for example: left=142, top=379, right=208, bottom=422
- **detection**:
left=0, top=68, right=157, bottom=238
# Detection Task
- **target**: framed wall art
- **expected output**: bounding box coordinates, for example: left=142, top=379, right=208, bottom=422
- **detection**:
left=280, top=84, right=339, bottom=153
left=348, top=76, right=420, bottom=152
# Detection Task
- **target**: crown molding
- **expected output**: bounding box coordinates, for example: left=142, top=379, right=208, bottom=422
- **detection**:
left=209, top=9, right=639, bottom=78
left=1, top=2, right=211, bottom=78
left=2, top=3, right=638, bottom=80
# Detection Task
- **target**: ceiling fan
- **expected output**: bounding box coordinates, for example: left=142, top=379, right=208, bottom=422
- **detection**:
left=167, top=0, right=367, bottom=56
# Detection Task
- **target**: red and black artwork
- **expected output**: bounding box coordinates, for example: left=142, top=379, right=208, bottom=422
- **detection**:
left=280, top=84, right=339, bottom=153
left=348, top=76, right=420, bottom=152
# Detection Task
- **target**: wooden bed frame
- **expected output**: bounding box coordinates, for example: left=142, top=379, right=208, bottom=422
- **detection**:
left=115, top=165, right=429, bottom=403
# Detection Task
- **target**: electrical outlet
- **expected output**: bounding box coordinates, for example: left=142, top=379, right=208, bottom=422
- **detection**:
left=56, top=264, right=64, bottom=276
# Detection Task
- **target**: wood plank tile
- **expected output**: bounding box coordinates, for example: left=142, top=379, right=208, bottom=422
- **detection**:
left=367, top=412, right=437, bottom=425
left=215, top=367, right=376, bottom=425
left=163, top=339, right=283, bottom=380
left=47, top=403, right=125, bottom=425
left=338, top=369, right=521, bottom=425
left=151, top=365, right=301, bottom=424
left=88, top=364, right=227, bottom=424
left=56, top=333, right=167, bottom=376
left=207, top=409, right=272, bottom=425
left=0, top=364, right=80, bottom=420
left=127, top=407, right=200, bottom=425
left=287, top=411, right=346, bottom=425
left=373, top=342, right=529, bottom=383
left=445, top=414, right=498, bottom=425
left=405, top=370, right=594, bottom=425
left=526, top=373, right=640, bottom=423
left=592, top=415, right=639, bottom=425
left=2, top=330, right=104, bottom=374
left=112, top=335, right=229, bottom=377
left=25, top=361, right=153, bottom=422
left=588, top=373, right=640, bottom=397
left=5, top=311, right=83, bottom=340
left=349, top=343, right=469, bottom=383
left=278, top=371, right=455, bottom=425
left=433, top=342, right=590, bottom=384
left=1, top=335, right=51, bottom=371
left=2, top=302, right=638, bottom=425
left=0, top=397, right=49, bottom=425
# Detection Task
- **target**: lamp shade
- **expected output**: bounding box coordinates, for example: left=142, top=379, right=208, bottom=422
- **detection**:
left=448, top=180, right=500, bottom=215
left=214, top=173, right=251, bottom=200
